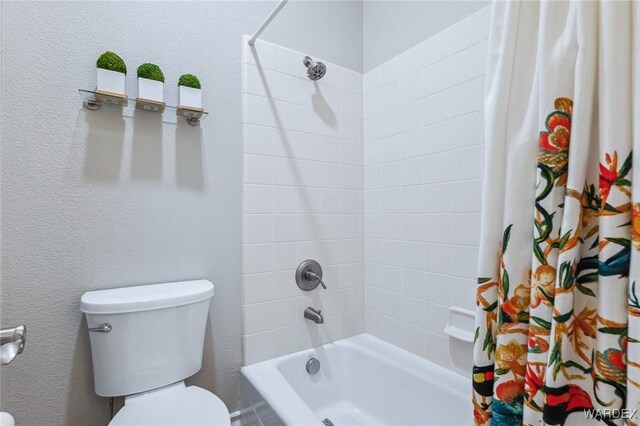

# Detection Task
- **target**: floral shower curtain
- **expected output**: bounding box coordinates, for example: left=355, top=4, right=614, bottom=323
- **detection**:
left=472, top=1, right=639, bottom=425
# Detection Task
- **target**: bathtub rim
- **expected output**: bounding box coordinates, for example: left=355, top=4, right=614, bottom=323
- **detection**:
left=240, top=333, right=471, bottom=425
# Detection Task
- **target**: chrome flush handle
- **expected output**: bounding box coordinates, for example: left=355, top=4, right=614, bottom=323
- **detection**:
left=88, top=323, right=112, bottom=333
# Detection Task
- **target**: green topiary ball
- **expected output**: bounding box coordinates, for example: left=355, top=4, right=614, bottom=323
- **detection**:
left=137, top=63, right=165, bottom=83
left=178, top=74, right=201, bottom=89
left=96, top=51, right=127, bottom=74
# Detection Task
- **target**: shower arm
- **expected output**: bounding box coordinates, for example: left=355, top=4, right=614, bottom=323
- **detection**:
left=248, top=0, right=289, bottom=46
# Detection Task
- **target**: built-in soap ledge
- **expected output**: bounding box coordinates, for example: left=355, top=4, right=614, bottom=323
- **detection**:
left=444, top=306, right=475, bottom=344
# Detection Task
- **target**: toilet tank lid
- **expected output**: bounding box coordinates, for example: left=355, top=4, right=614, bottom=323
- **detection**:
left=80, top=280, right=214, bottom=314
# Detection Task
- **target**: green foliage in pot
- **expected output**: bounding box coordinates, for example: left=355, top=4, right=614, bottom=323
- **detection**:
left=96, top=51, right=127, bottom=74
left=137, top=63, right=165, bottom=82
left=178, top=74, right=201, bottom=89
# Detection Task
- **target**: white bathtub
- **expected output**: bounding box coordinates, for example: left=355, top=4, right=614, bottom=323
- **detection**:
left=239, top=334, right=472, bottom=425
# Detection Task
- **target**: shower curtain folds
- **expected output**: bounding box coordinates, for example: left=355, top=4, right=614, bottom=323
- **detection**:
left=472, top=1, right=639, bottom=425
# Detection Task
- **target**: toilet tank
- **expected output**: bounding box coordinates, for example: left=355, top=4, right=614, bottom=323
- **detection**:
left=80, top=280, right=214, bottom=397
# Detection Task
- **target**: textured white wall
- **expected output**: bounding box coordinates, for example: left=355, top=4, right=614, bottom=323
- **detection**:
left=0, top=1, right=362, bottom=425
left=363, top=0, right=489, bottom=72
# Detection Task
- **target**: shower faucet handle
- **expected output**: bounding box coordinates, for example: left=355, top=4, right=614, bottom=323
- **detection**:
left=305, top=271, right=327, bottom=289
left=295, top=259, right=327, bottom=291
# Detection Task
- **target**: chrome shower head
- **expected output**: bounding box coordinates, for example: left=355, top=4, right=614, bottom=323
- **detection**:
left=303, top=56, right=326, bottom=81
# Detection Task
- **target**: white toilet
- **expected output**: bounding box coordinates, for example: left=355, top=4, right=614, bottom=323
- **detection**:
left=80, top=280, right=230, bottom=425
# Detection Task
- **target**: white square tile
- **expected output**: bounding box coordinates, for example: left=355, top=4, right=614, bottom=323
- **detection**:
left=341, top=91, right=360, bottom=118
left=244, top=184, right=271, bottom=214
left=366, top=287, right=383, bottom=312
left=423, top=121, right=451, bottom=155
left=244, top=124, right=271, bottom=155
left=322, top=214, right=341, bottom=239
left=341, top=216, right=361, bottom=239
left=272, top=242, right=296, bottom=271
left=244, top=94, right=271, bottom=126
left=271, top=325, right=301, bottom=357
left=402, top=269, right=425, bottom=299
left=451, top=111, right=483, bottom=149
left=450, top=179, right=482, bottom=212
left=425, top=183, right=451, bottom=213
left=271, top=128, right=297, bottom=158
left=423, top=59, right=449, bottom=97
left=451, top=77, right=484, bottom=117
left=400, top=99, right=423, bottom=132
left=381, top=215, right=402, bottom=240
left=244, top=302, right=272, bottom=334
left=271, top=45, right=297, bottom=75
left=423, top=90, right=451, bottom=125
left=450, top=245, right=479, bottom=278
left=425, top=273, right=451, bottom=305
left=402, top=241, right=425, bottom=271
left=425, top=332, right=450, bottom=368
left=382, top=265, right=402, bottom=293
left=271, top=99, right=297, bottom=131
left=271, top=157, right=297, bottom=186
left=298, top=133, right=320, bottom=160
left=451, top=146, right=482, bottom=180
left=424, top=152, right=451, bottom=184
left=243, top=243, right=271, bottom=274
left=379, top=81, right=400, bottom=112
left=243, top=332, right=271, bottom=365
left=402, top=323, right=426, bottom=357
left=450, top=276, right=476, bottom=311
left=272, top=214, right=297, bottom=242
left=382, top=316, right=403, bottom=346
left=272, top=186, right=298, bottom=214
left=382, top=240, right=402, bottom=267
left=401, top=157, right=423, bottom=186
left=449, top=41, right=486, bottom=87
left=366, top=311, right=383, bottom=337
left=426, top=213, right=451, bottom=243
left=403, top=296, right=427, bottom=329
left=399, top=70, right=423, bottom=105
left=244, top=64, right=271, bottom=97
left=271, top=71, right=298, bottom=103
left=382, top=291, right=402, bottom=319
left=425, top=243, right=450, bottom=274
left=402, top=214, right=425, bottom=242
left=271, top=298, right=298, bottom=328
left=402, top=186, right=424, bottom=213
left=244, top=273, right=271, bottom=304
left=425, top=302, right=449, bottom=335
left=244, top=154, right=271, bottom=184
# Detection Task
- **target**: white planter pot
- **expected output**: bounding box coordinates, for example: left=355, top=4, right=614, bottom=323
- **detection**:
left=179, top=86, right=202, bottom=109
left=96, top=68, right=126, bottom=95
left=138, top=78, right=164, bottom=103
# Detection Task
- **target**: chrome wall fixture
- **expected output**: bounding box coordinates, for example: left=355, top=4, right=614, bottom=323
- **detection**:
left=295, top=259, right=327, bottom=291
left=1, top=325, right=26, bottom=365
left=303, top=56, right=326, bottom=81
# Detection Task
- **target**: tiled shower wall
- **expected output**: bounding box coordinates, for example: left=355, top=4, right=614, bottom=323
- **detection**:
left=363, top=6, right=490, bottom=371
left=242, top=38, right=365, bottom=365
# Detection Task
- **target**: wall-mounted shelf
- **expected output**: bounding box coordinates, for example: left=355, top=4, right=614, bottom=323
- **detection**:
left=79, top=89, right=208, bottom=126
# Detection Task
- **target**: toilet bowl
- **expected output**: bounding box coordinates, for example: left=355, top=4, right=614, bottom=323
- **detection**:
left=81, top=280, right=230, bottom=425
left=109, top=382, right=229, bottom=426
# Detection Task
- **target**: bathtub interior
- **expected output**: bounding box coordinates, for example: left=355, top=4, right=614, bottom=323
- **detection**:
left=273, top=336, right=472, bottom=425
